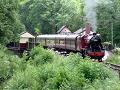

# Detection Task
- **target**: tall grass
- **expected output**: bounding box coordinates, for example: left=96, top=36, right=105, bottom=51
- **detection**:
left=3, top=46, right=120, bottom=90
left=107, top=48, right=120, bottom=64
left=107, top=54, right=120, bottom=64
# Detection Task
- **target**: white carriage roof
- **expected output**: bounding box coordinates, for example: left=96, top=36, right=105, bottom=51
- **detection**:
left=20, top=32, right=35, bottom=38
left=37, top=35, right=67, bottom=39
left=37, top=34, right=80, bottom=39
left=66, top=35, right=80, bottom=40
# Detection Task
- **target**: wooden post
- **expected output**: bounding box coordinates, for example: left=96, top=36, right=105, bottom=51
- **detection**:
left=28, top=38, right=29, bottom=50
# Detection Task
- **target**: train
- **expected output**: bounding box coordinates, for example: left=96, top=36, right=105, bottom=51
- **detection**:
left=7, top=24, right=105, bottom=61
left=36, top=33, right=104, bottom=61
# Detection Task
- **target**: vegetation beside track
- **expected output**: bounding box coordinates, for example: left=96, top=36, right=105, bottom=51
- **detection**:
left=0, top=45, right=20, bottom=90
left=0, top=46, right=120, bottom=90
left=106, top=48, right=120, bottom=64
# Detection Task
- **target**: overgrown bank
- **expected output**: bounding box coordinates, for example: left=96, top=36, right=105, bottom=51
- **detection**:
left=0, top=45, right=20, bottom=89
left=106, top=48, right=120, bottom=64
left=0, top=45, right=120, bottom=90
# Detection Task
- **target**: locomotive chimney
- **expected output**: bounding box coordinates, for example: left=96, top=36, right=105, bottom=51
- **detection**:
left=85, top=23, right=92, bottom=35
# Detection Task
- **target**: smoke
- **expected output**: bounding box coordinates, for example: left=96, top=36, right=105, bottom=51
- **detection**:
left=84, top=0, right=97, bottom=32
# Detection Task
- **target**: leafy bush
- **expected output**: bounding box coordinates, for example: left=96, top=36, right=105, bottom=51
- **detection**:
left=27, top=46, right=56, bottom=66
left=0, top=45, right=20, bottom=89
left=0, top=48, right=17, bottom=83
left=4, top=65, right=39, bottom=90
left=4, top=46, right=120, bottom=90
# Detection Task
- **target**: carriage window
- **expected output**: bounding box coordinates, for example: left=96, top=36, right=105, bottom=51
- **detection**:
left=55, top=39, right=59, bottom=44
left=71, top=40, right=75, bottom=45
left=40, top=39, right=45, bottom=45
left=59, top=39, right=65, bottom=45
left=66, top=40, right=70, bottom=44
left=46, top=39, right=55, bottom=46
left=70, top=40, right=75, bottom=48
left=66, top=40, right=71, bottom=48
left=49, top=39, right=55, bottom=45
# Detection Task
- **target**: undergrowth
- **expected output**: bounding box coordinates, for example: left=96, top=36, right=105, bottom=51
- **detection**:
left=107, top=48, right=120, bottom=64
left=1, top=46, right=120, bottom=90
left=0, top=45, right=20, bottom=89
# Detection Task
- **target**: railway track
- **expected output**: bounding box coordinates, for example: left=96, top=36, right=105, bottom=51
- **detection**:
left=106, top=62, right=120, bottom=79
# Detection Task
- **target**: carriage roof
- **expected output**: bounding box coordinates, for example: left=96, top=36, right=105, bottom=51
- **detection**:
left=37, top=34, right=80, bottom=40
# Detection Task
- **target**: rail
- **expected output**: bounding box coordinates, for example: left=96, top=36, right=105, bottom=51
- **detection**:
left=106, top=62, right=120, bottom=79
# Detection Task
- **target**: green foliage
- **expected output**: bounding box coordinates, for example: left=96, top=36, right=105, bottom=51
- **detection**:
left=4, top=65, right=39, bottom=90
left=28, top=46, right=55, bottom=66
left=77, top=62, right=110, bottom=82
left=0, top=45, right=20, bottom=89
left=0, top=0, right=25, bottom=44
left=107, top=48, right=120, bottom=64
left=97, top=0, right=120, bottom=46
left=35, top=27, right=41, bottom=34
left=107, top=54, right=120, bottom=64
left=20, top=0, right=82, bottom=34
left=4, top=46, right=120, bottom=90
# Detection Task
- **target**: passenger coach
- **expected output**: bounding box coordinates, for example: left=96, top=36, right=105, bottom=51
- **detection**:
left=37, top=34, right=88, bottom=52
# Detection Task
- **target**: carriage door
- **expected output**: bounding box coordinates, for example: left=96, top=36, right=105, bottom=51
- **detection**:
left=80, top=36, right=87, bottom=50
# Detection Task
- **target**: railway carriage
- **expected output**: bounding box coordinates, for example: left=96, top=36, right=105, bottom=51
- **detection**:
left=36, top=34, right=80, bottom=51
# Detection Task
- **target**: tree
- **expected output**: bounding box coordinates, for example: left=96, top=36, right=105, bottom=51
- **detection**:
left=96, top=0, right=120, bottom=46
left=20, top=0, right=83, bottom=34
left=0, top=0, right=25, bottom=44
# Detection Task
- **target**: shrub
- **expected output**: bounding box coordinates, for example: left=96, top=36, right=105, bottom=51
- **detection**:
left=4, top=65, right=39, bottom=90
left=78, top=61, right=114, bottom=81
left=0, top=49, right=19, bottom=84
left=28, top=46, right=56, bottom=66
left=0, top=45, right=20, bottom=89
left=4, top=47, right=120, bottom=90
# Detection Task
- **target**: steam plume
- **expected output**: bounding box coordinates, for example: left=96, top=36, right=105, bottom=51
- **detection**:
left=84, top=0, right=97, bottom=32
